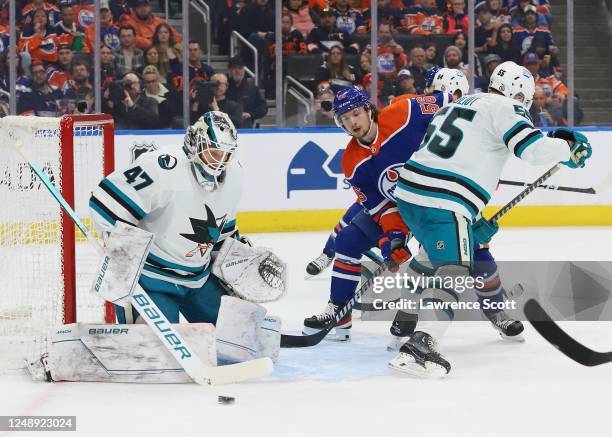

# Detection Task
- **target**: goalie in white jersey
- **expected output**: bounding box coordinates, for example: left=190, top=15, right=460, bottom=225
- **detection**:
left=87, top=111, right=285, bottom=369
left=389, top=61, right=592, bottom=377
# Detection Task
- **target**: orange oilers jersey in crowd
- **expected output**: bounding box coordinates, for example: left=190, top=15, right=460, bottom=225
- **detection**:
left=399, top=11, right=444, bottom=35
left=341, top=92, right=452, bottom=233
left=536, top=74, right=568, bottom=97
left=18, top=32, right=59, bottom=63
left=119, top=13, right=182, bottom=50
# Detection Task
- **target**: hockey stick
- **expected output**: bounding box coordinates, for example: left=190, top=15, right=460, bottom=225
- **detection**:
left=499, top=179, right=595, bottom=194
left=524, top=299, right=612, bottom=366
left=499, top=171, right=612, bottom=195
left=281, top=162, right=565, bottom=348
left=11, top=141, right=273, bottom=385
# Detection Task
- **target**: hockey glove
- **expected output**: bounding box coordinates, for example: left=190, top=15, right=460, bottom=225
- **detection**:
left=378, top=231, right=411, bottom=271
left=548, top=128, right=592, bottom=169
left=472, top=217, right=499, bottom=245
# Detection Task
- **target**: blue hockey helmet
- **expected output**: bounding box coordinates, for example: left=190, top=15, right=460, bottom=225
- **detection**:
left=332, top=86, right=373, bottom=131
left=425, top=66, right=440, bottom=88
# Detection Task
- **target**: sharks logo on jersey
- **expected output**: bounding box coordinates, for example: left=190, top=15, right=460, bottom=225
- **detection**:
left=378, top=163, right=402, bottom=201
left=181, top=204, right=227, bottom=258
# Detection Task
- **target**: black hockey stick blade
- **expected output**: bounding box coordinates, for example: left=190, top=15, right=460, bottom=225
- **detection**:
left=525, top=299, right=612, bottom=367
left=280, top=326, right=331, bottom=348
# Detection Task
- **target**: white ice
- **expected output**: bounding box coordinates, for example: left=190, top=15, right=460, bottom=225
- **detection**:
left=1, top=227, right=612, bottom=437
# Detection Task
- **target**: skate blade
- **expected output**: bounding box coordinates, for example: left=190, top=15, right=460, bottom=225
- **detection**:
left=301, top=326, right=351, bottom=341
left=499, top=332, right=526, bottom=342
left=388, top=354, right=448, bottom=379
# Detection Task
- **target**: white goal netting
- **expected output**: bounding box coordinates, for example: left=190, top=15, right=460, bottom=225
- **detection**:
left=0, top=115, right=114, bottom=371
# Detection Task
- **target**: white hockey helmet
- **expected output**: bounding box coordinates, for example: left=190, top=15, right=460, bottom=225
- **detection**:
left=430, top=68, right=470, bottom=98
left=184, top=111, right=238, bottom=188
left=489, top=61, right=536, bottom=110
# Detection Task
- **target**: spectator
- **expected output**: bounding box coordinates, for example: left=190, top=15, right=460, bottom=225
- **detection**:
left=141, top=46, right=161, bottom=78
left=226, top=55, right=268, bottom=128
left=168, top=40, right=214, bottom=92
left=408, top=46, right=427, bottom=92
left=47, top=42, right=73, bottom=89
left=474, top=6, right=500, bottom=55
left=307, top=8, right=359, bottom=54
left=120, top=0, right=181, bottom=50
left=399, top=0, right=443, bottom=35
left=17, top=60, right=62, bottom=116
left=0, top=22, right=8, bottom=57
left=265, top=12, right=307, bottom=87
left=237, top=0, right=275, bottom=39
left=444, top=45, right=468, bottom=76
left=529, top=86, right=563, bottom=127
left=113, top=25, right=144, bottom=73
left=152, top=23, right=182, bottom=83
left=333, top=0, right=366, bottom=35
left=509, top=0, right=551, bottom=15
left=365, top=22, right=408, bottom=80
left=489, top=22, right=521, bottom=63
left=487, top=0, right=511, bottom=25
left=110, top=0, right=130, bottom=23
left=84, top=0, right=120, bottom=53
left=142, top=65, right=179, bottom=128
left=512, top=4, right=555, bottom=55
left=103, top=71, right=159, bottom=129
left=0, top=51, right=31, bottom=97
left=18, top=8, right=59, bottom=64
left=314, top=44, right=357, bottom=93
left=511, top=0, right=548, bottom=28
left=474, top=53, right=500, bottom=91
left=310, top=86, right=335, bottom=126
left=393, top=68, right=417, bottom=97
left=423, top=42, right=439, bottom=70
left=530, top=32, right=560, bottom=78
left=54, top=3, right=84, bottom=50
left=452, top=30, right=469, bottom=64
left=197, top=72, right=243, bottom=128
left=523, top=52, right=567, bottom=98
left=361, top=71, right=394, bottom=107
left=444, top=0, right=469, bottom=35
left=284, top=0, right=316, bottom=38
left=218, top=0, right=248, bottom=55
left=73, top=0, right=95, bottom=31
left=357, top=51, right=371, bottom=86
left=21, top=0, right=60, bottom=28
left=100, top=44, right=119, bottom=85
left=363, top=0, right=402, bottom=32
left=64, top=60, right=93, bottom=95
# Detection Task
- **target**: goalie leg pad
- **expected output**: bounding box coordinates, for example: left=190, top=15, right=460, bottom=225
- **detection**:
left=215, top=295, right=266, bottom=364
left=215, top=296, right=282, bottom=363
left=44, top=323, right=216, bottom=383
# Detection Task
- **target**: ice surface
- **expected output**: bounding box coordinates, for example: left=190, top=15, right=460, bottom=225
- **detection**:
left=1, top=227, right=612, bottom=437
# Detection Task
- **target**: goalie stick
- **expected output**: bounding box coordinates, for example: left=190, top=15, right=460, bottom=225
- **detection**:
left=281, top=162, right=564, bottom=348
left=11, top=141, right=273, bottom=385
left=524, top=299, right=612, bottom=367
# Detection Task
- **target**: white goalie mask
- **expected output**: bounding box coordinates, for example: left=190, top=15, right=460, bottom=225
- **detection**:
left=430, top=68, right=470, bottom=98
left=489, top=61, right=536, bottom=110
left=184, top=111, right=238, bottom=190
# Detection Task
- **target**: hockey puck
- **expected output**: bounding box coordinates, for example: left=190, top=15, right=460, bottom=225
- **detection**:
left=218, top=395, right=235, bottom=405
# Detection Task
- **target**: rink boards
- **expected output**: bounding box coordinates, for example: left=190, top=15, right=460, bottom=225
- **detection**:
left=114, top=127, right=612, bottom=232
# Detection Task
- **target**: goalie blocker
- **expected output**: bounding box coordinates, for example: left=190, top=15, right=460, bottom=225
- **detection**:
left=33, top=229, right=285, bottom=383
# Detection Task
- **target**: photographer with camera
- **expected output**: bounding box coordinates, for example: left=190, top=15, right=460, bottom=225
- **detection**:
left=103, top=71, right=159, bottom=129
left=190, top=73, right=243, bottom=127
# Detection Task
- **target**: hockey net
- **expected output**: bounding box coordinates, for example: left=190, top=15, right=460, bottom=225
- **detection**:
left=0, top=114, right=115, bottom=372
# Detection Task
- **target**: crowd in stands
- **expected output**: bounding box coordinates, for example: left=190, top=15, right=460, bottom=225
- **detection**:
left=0, top=0, right=581, bottom=127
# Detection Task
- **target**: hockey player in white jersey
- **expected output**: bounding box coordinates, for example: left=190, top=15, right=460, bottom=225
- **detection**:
left=88, top=111, right=285, bottom=367
left=390, top=61, right=592, bottom=377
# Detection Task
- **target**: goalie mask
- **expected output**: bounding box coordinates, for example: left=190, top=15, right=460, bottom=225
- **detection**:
left=184, top=111, right=238, bottom=190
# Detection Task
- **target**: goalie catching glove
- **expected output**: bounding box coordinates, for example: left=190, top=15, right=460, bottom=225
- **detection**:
left=212, top=237, right=287, bottom=303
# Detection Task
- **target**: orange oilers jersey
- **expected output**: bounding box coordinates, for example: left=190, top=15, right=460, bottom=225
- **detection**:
left=341, top=92, right=452, bottom=233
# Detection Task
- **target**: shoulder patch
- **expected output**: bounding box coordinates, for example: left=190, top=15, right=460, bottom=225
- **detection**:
left=158, top=154, right=177, bottom=170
